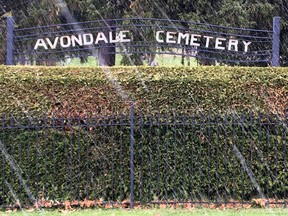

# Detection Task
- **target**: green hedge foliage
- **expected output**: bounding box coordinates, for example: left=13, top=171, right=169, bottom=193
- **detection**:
left=0, top=66, right=287, bottom=207
left=0, top=66, right=287, bottom=116
left=0, top=113, right=287, bottom=207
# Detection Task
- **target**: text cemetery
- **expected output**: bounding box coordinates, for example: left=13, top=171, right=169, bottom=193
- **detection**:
left=34, top=30, right=252, bottom=52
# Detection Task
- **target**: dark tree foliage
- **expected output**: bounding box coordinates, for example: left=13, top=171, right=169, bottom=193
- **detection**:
left=0, top=0, right=32, bottom=16
left=0, top=0, right=287, bottom=66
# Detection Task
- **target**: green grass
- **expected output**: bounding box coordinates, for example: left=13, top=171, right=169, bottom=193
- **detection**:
left=155, top=55, right=197, bottom=66
left=64, top=54, right=197, bottom=66
left=2, top=208, right=288, bottom=216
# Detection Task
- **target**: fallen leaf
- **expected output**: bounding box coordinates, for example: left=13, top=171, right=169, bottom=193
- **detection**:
left=26, top=208, right=35, bottom=213
left=252, top=198, right=267, bottom=208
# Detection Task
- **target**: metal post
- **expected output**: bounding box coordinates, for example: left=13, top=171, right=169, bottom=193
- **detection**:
left=6, top=16, right=15, bottom=66
left=129, top=101, right=135, bottom=209
left=272, top=16, right=280, bottom=67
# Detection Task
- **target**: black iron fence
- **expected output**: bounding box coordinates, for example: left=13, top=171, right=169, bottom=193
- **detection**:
left=0, top=108, right=287, bottom=208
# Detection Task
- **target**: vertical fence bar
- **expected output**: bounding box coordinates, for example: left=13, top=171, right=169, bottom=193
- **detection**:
left=284, top=110, right=287, bottom=207
left=148, top=116, right=153, bottom=201
left=215, top=112, right=219, bottom=204
left=110, top=114, right=115, bottom=203
left=272, top=16, right=281, bottom=67
left=164, top=112, right=169, bottom=203
left=1, top=115, right=6, bottom=207
left=224, top=113, right=228, bottom=206
left=207, top=111, right=211, bottom=204
left=6, top=16, right=15, bottom=66
left=93, top=115, right=99, bottom=204
left=43, top=114, right=48, bottom=201
left=119, top=113, right=123, bottom=201
left=85, top=113, right=90, bottom=199
left=156, top=111, right=161, bottom=204
left=139, top=113, right=144, bottom=203
left=129, top=102, right=135, bottom=209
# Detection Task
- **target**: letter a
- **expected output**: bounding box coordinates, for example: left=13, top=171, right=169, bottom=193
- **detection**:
left=34, top=39, right=48, bottom=50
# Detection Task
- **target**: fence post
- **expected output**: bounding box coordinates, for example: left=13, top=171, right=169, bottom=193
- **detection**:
left=272, top=16, right=280, bottom=67
left=6, top=16, right=15, bottom=66
left=129, top=101, right=135, bottom=209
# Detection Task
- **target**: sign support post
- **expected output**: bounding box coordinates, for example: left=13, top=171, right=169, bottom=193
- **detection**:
left=272, top=16, right=280, bottom=67
left=6, top=16, right=15, bottom=66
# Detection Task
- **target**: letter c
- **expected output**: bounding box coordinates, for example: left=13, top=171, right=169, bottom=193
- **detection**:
left=156, top=31, right=164, bottom=43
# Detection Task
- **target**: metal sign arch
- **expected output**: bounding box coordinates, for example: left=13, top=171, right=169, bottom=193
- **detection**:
left=6, top=17, right=280, bottom=66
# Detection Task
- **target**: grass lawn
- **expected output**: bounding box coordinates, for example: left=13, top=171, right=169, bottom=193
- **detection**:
left=65, top=54, right=197, bottom=66
left=2, top=208, right=288, bottom=216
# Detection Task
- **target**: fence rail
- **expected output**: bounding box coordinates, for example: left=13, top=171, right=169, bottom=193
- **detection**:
left=0, top=108, right=287, bottom=208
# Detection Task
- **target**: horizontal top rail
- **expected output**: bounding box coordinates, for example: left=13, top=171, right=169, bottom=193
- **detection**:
left=14, top=24, right=273, bottom=40
left=14, top=17, right=273, bottom=33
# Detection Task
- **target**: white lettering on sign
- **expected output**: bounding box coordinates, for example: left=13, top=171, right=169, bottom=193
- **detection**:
left=228, top=39, right=239, bottom=51
left=34, top=39, right=48, bottom=50
left=156, top=31, right=164, bottom=43
left=95, top=32, right=108, bottom=44
left=177, top=33, right=190, bottom=45
left=243, top=41, right=252, bottom=52
left=190, top=34, right=201, bottom=46
left=34, top=29, right=252, bottom=53
left=109, top=32, right=118, bottom=43
left=154, top=31, right=252, bottom=52
left=215, top=38, right=226, bottom=50
left=34, top=30, right=132, bottom=50
left=203, top=36, right=213, bottom=48
left=166, top=31, right=177, bottom=43
left=83, top=33, right=93, bottom=45
left=119, top=30, right=131, bottom=42
left=71, top=35, right=83, bottom=47
left=46, top=37, right=59, bottom=49
left=60, top=36, right=71, bottom=48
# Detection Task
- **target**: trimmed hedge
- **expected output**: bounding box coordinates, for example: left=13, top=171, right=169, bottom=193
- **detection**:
left=0, top=66, right=287, bottom=116
left=0, top=112, right=287, bottom=206
left=0, top=66, right=287, bottom=207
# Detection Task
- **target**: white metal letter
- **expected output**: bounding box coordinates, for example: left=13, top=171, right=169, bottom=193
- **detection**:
left=228, top=39, right=239, bottom=51
left=166, top=31, right=177, bottom=44
left=177, top=33, right=190, bottom=45
left=46, top=37, right=59, bottom=49
left=243, top=41, right=252, bottom=52
left=34, top=39, right=48, bottom=50
left=83, top=33, right=93, bottom=45
left=156, top=31, right=164, bottom=43
left=119, top=30, right=131, bottom=43
left=95, top=32, right=108, bottom=44
left=190, top=34, right=201, bottom=46
left=109, top=31, right=119, bottom=43
left=60, top=36, right=71, bottom=48
left=203, top=36, right=213, bottom=48
left=215, top=38, right=226, bottom=50
left=71, top=35, right=83, bottom=47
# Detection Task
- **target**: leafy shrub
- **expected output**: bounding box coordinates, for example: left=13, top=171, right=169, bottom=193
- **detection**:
left=0, top=112, right=287, bottom=206
left=0, top=66, right=287, bottom=116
